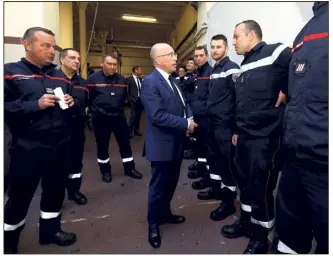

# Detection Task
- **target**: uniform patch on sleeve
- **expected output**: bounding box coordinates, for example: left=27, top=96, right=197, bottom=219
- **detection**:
left=294, top=61, right=307, bottom=74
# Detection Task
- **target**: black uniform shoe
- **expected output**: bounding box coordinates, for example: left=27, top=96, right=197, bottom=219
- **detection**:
left=191, top=176, right=212, bottom=190
left=210, top=203, right=236, bottom=221
left=188, top=160, right=200, bottom=171
left=68, top=192, right=88, bottom=205
left=148, top=226, right=161, bottom=249
left=39, top=230, right=77, bottom=246
left=102, top=172, right=112, bottom=183
left=197, top=188, right=223, bottom=200
left=243, top=237, right=269, bottom=254
left=125, top=169, right=143, bottom=179
left=221, top=219, right=252, bottom=238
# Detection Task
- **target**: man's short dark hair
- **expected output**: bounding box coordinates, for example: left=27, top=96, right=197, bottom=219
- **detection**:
left=59, top=48, right=79, bottom=61
left=195, top=45, right=208, bottom=56
left=132, top=65, right=141, bottom=73
left=22, top=27, right=55, bottom=41
left=178, top=66, right=186, bottom=72
left=211, top=34, right=228, bottom=46
left=187, top=57, right=195, bottom=63
left=236, top=20, right=263, bottom=40
left=102, top=53, right=118, bottom=62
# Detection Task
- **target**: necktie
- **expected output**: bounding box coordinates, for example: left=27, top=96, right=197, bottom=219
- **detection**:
left=168, top=75, right=185, bottom=112
left=136, top=77, right=141, bottom=96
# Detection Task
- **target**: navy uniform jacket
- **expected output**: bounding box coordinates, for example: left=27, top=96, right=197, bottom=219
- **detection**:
left=4, top=58, right=72, bottom=140
left=59, top=70, right=89, bottom=124
left=87, top=70, right=127, bottom=117
left=284, top=1, right=328, bottom=165
left=141, top=69, right=192, bottom=162
left=208, top=57, right=240, bottom=136
left=235, top=42, right=291, bottom=138
left=191, top=61, right=213, bottom=117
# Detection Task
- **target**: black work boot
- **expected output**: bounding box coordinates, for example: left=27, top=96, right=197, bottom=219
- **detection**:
left=39, top=230, right=77, bottom=246
left=221, top=210, right=251, bottom=238
left=197, top=186, right=223, bottom=200
left=191, top=175, right=212, bottom=190
left=99, top=162, right=112, bottom=183
left=210, top=187, right=237, bottom=221
left=188, top=161, right=208, bottom=179
left=101, top=172, right=112, bottom=183
left=243, top=225, right=269, bottom=254
left=210, top=202, right=236, bottom=221
left=68, top=191, right=88, bottom=205
left=4, top=226, right=24, bottom=254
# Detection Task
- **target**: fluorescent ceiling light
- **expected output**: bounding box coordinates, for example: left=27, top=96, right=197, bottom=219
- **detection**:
left=122, top=14, right=157, bottom=23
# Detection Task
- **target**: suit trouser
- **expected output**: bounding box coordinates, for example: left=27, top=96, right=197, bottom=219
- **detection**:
left=193, top=115, right=210, bottom=165
left=92, top=114, right=135, bottom=174
left=67, top=120, right=86, bottom=195
left=275, top=156, right=328, bottom=254
left=235, top=135, right=280, bottom=235
left=4, top=134, right=70, bottom=249
left=128, top=99, right=143, bottom=132
left=147, top=159, right=182, bottom=226
left=207, top=128, right=237, bottom=202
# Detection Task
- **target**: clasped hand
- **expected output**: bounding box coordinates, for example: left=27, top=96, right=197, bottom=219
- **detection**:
left=186, top=117, right=198, bottom=134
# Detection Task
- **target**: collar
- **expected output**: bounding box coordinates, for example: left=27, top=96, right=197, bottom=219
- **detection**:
left=244, top=41, right=266, bottom=58
left=21, top=58, right=57, bottom=74
left=59, top=68, right=78, bottom=81
left=313, top=1, right=328, bottom=17
left=156, top=67, right=171, bottom=81
left=198, top=61, right=210, bottom=72
left=216, top=56, right=230, bottom=67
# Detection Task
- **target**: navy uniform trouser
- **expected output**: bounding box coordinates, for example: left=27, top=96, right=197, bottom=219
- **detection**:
left=235, top=135, right=281, bottom=234
left=147, top=158, right=182, bottom=227
left=275, top=154, right=328, bottom=254
left=193, top=115, right=210, bottom=166
left=67, top=119, right=86, bottom=195
left=4, top=133, right=70, bottom=249
left=207, top=127, right=238, bottom=202
left=92, top=114, right=135, bottom=174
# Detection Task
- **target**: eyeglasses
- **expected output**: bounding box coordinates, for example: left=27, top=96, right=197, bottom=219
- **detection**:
left=157, top=52, right=177, bottom=58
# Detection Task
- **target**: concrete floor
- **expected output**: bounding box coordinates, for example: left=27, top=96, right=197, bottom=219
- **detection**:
left=15, top=113, right=255, bottom=254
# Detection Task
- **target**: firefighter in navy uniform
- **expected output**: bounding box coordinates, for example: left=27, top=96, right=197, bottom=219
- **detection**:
left=197, top=35, right=239, bottom=221
left=182, top=58, right=197, bottom=160
left=221, top=20, right=291, bottom=254
left=4, top=27, right=77, bottom=254
left=188, top=46, right=213, bottom=188
left=88, top=53, right=143, bottom=183
left=59, top=48, right=89, bottom=205
left=275, top=2, right=328, bottom=254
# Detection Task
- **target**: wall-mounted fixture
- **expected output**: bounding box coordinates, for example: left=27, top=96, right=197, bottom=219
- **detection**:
left=121, top=14, right=157, bottom=23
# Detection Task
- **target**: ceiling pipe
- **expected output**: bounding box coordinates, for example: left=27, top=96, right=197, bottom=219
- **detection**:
left=174, top=22, right=197, bottom=53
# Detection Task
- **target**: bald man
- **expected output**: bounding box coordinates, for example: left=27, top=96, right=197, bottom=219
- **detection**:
left=141, top=43, right=197, bottom=249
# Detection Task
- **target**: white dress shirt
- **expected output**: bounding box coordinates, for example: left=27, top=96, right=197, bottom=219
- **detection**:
left=132, top=74, right=141, bottom=97
left=156, top=68, right=190, bottom=125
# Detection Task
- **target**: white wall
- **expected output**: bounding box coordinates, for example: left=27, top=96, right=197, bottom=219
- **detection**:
left=205, top=2, right=314, bottom=65
left=4, top=2, right=60, bottom=64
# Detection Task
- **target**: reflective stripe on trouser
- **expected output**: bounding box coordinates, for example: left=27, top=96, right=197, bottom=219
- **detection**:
left=67, top=173, right=82, bottom=194
left=207, top=128, right=237, bottom=200
left=235, top=136, right=280, bottom=230
left=67, top=124, right=85, bottom=193
left=275, top=157, right=328, bottom=254
left=93, top=115, right=135, bottom=174
left=4, top=136, right=69, bottom=249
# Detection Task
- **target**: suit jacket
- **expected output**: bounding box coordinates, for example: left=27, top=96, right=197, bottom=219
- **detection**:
left=141, top=69, right=193, bottom=162
left=126, top=75, right=142, bottom=104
